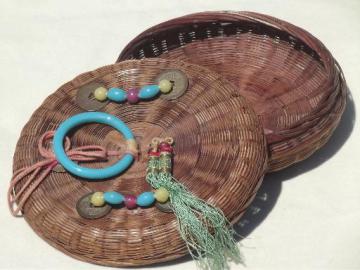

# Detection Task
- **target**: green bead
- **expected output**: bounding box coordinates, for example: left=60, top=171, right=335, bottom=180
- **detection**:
left=94, top=87, right=108, bottom=101
left=159, top=79, right=173, bottom=94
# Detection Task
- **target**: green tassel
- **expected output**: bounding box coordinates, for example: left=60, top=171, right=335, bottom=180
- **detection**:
left=146, top=152, right=241, bottom=270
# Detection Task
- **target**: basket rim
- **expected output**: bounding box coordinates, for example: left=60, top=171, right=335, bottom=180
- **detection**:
left=118, top=10, right=335, bottom=75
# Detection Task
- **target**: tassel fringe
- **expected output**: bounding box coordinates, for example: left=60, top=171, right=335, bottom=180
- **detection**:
left=146, top=141, right=241, bottom=270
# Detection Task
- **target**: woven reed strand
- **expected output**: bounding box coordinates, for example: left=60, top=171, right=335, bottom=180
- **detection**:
left=117, top=11, right=347, bottom=171
left=12, top=59, right=267, bottom=266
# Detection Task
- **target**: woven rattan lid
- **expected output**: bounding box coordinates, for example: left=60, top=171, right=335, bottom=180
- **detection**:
left=118, top=11, right=347, bottom=171
left=13, top=59, right=267, bottom=266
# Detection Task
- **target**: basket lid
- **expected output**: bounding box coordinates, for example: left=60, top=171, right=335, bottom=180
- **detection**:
left=13, top=58, right=267, bottom=266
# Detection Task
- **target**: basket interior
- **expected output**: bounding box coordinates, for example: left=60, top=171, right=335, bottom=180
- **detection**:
left=120, top=19, right=335, bottom=145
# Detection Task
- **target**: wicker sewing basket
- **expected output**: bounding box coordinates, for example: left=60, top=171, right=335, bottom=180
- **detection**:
left=118, top=11, right=347, bottom=171
left=13, top=59, right=267, bottom=266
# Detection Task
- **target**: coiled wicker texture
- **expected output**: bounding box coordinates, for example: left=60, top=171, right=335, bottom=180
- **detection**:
left=118, top=11, right=347, bottom=171
left=12, top=59, right=267, bottom=266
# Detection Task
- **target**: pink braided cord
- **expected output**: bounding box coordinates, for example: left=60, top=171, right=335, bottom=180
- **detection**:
left=8, top=130, right=123, bottom=217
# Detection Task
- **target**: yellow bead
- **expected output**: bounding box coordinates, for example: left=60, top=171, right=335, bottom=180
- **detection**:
left=91, top=192, right=105, bottom=207
left=126, top=139, right=138, bottom=150
left=94, top=87, right=108, bottom=101
left=159, top=79, right=173, bottom=94
left=154, top=187, right=170, bottom=203
left=126, top=138, right=138, bottom=155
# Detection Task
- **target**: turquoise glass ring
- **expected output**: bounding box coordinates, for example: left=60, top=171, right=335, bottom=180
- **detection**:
left=53, top=112, right=135, bottom=180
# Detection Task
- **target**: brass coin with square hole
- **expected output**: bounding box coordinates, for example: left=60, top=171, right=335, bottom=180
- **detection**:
left=155, top=200, right=173, bottom=213
left=156, top=70, right=188, bottom=100
left=76, top=192, right=112, bottom=219
left=75, top=82, right=109, bottom=111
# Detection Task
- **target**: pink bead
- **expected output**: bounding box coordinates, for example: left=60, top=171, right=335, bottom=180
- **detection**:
left=124, top=195, right=137, bottom=209
left=127, top=89, right=139, bottom=104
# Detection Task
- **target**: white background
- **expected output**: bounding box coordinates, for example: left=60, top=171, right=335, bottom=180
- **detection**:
left=0, top=1, right=359, bottom=269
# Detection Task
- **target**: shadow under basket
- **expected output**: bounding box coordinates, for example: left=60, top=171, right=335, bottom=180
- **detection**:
left=118, top=11, right=348, bottom=172
left=12, top=59, right=267, bottom=267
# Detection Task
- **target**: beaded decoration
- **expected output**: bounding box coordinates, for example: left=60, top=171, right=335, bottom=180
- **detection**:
left=87, top=187, right=169, bottom=210
left=85, top=138, right=174, bottom=213
left=93, top=79, right=173, bottom=104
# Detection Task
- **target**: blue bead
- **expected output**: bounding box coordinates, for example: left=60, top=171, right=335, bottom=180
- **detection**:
left=138, top=85, right=160, bottom=100
left=136, top=192, right=155, bottom=207
left=104, top=191, right=124, bottom=204
left=107, top=87, right=127, bottom=102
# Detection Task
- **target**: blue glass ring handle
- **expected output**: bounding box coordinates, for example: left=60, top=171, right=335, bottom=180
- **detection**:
left=53, top=112, right=134, bottom=180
